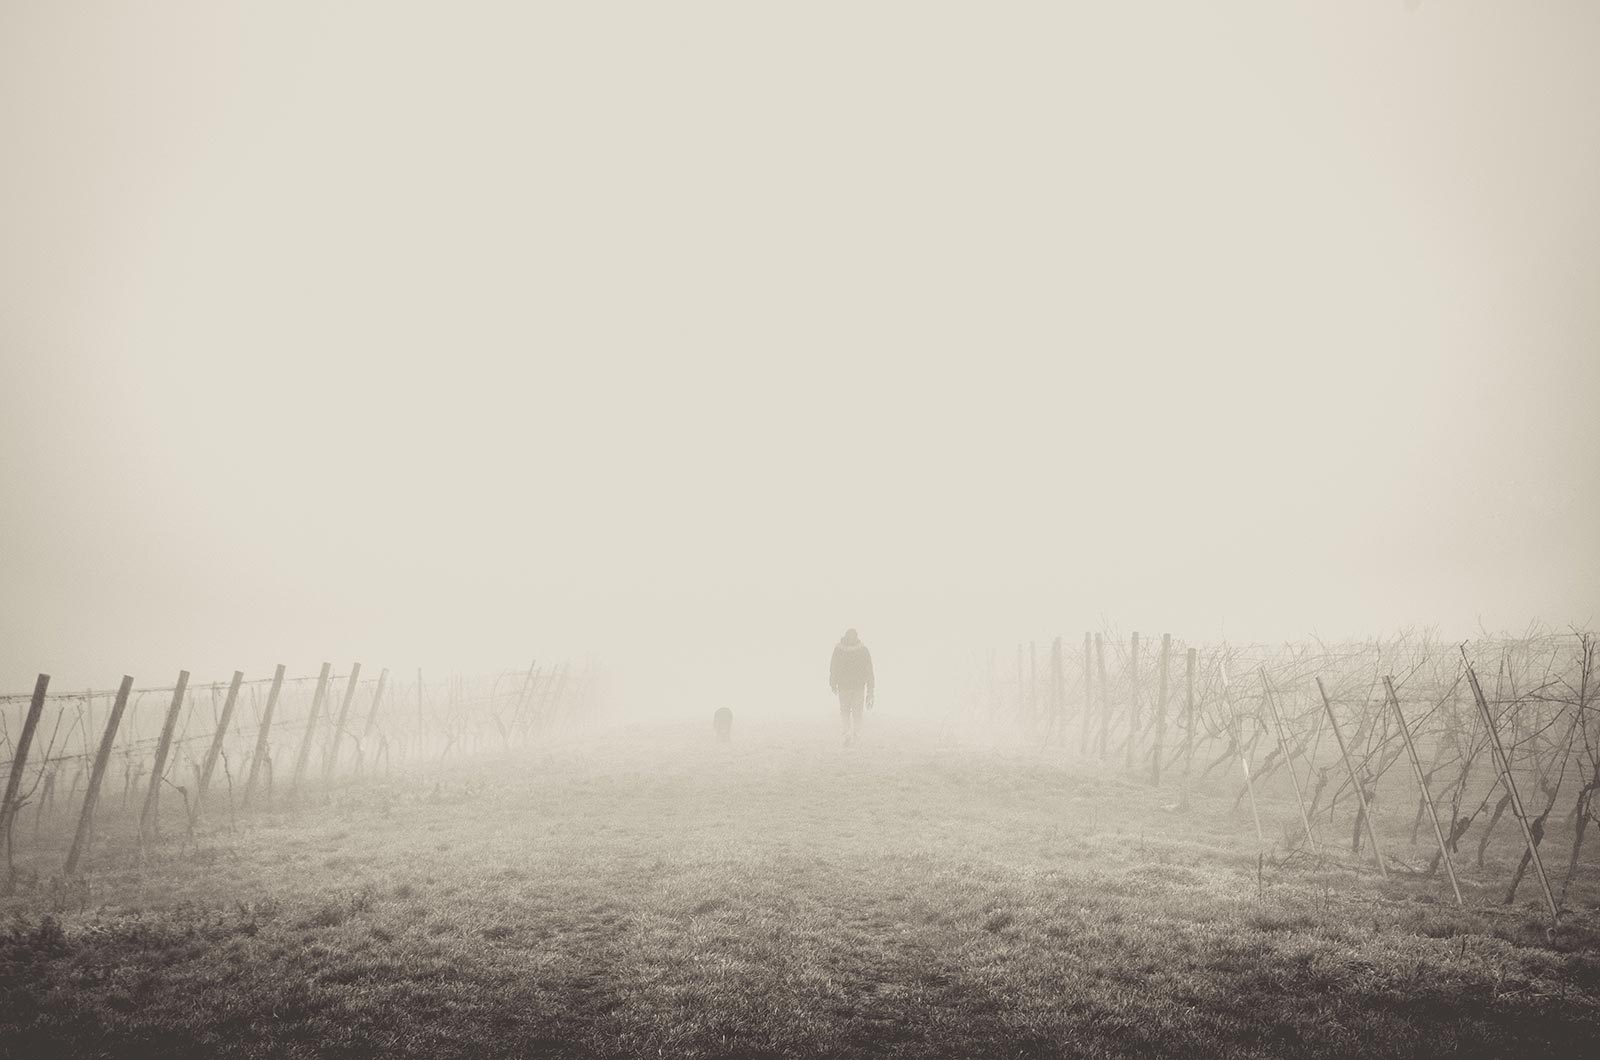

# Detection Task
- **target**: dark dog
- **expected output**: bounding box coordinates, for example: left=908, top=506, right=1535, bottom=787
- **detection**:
left=713, top=707, right=733, bottom=742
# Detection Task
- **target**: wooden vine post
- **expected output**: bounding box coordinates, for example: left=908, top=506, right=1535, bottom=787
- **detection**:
left=323, top=663, right=363, bottom=784
left=190, top=671, right=244, bottom=826
left=1315, top=675, right=1386, bottom=878
left=1465, top=658, right=1558, bottom=923
left=1260, top=668, right=1316, bottom=853
left=1384, top=675, right=1461, bottom=906
left=361, top=668, right=390, bottom=743
left=0, top=674, right=50, bottom=861
left=66, top=675, right=133, bottom=875
left=290, top=662, right=333, bottom=794
left=242, top=664, right=286, bottom=808
left=139, top=671, right=190, bottom=841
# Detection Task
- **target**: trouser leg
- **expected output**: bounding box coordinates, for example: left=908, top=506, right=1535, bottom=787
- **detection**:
left=839, top=688, right=864, bottom=740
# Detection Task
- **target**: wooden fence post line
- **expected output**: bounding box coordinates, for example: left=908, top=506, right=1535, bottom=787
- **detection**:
left=242, top=665, right=286, bottom=808
left=290, top=663, right=333, bottom=793
left=1261, top=668, right=1316, bottom=853
left=361, top=668, right=390, bottom=743
left=322, top=663, right=363, bottom=784
left=1126, top=632, right=1140, bottom=769
left=65, top=675, right=132, bottom=875
left=190, top=671, right=244, bottom=827
left=1465, top=659, right=1558, bottom=923
left=0, top=674, right=50, bottom=860
left=1152, top=633, right=1170, bottom=785
left=1316, top=675, right=1386, bottom=878
left=139, top=671, right=190, bottom=841
left=1384, top=676, right=1462, bottom=906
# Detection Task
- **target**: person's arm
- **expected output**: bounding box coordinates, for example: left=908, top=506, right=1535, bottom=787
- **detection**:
left=865, top=648, right=875, bottom=695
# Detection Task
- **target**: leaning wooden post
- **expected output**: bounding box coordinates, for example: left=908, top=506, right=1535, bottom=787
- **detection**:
left=1316, top=675, right=1386, bottom=878
left=290, top=663, right=333, bottom=794
left=190, top=671, right=244, bottom=827
left=1181, top=647, right=1196, bottom=810
left=1080, top=633, right=1093, bottom=754
left=360, top=668, right=390, bottom=743
left=1125, top=632, right=1140, bottom=769
left=1151, top=633, right=1170, bottom=785
left=139, top=671, right=190, bottom=841
left=1465, top=659, right=1558, bottom=923
left=1260, top=669, right=1316, bottom=853
left=242, top=665, right=286, bottom=808
left=1384, top=676, right=1462, bottom=906
left=65, top=675, right=133, bottom=875
left=0, top=674, right=50, bottom=860
left=1095, top=634, right=1110, bottom=757
left=322, top=663, right=363, bottom=784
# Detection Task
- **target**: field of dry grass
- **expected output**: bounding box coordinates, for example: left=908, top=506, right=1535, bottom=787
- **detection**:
left=3, top=716, right=1599, bottom=1058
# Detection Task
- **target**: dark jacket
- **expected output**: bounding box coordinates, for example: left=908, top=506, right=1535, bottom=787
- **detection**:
left=829, top=638, right=874, bottom=693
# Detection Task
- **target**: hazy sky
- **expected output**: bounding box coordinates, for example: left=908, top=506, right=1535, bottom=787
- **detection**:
left=2, top=3, right=1597, bottom=710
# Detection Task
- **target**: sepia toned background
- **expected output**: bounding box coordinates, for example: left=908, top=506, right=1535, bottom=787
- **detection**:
left=2, top=3, right=1596, bottom=712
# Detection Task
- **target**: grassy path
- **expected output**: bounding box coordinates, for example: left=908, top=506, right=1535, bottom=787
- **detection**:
left=3, top=719, right=1598, bottom=1058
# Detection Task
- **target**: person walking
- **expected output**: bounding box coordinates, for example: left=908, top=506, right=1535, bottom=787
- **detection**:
left=829, top=628, right=875, bottom=744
